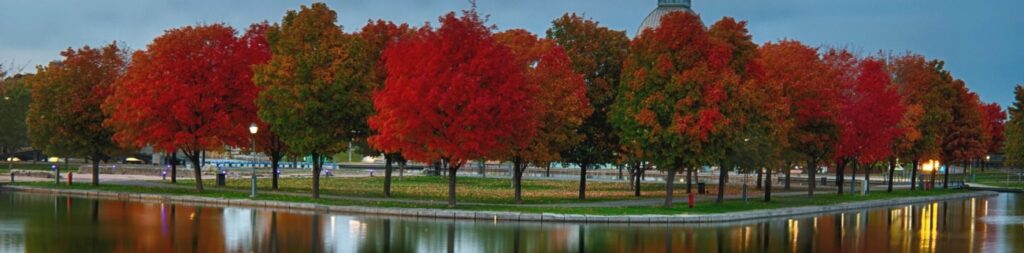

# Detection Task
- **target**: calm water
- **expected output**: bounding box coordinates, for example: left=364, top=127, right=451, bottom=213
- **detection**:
left=0, top=192, right=1020, bottom=253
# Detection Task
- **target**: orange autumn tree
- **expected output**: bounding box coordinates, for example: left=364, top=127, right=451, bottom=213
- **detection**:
left=611, top=11, right=736, bottom=207
left=27, top=43, right=127, bottom=186
left=105, top=24, right=267, bottom=192
left=369, top=10, right=536, bottom=207
left=759, top=40, right=840, bottom=197
left=980, top=102, right=1006, bottom=170
left=888, top=54, right=957, bottom=190
left=495, top=29, right=591, bottom=204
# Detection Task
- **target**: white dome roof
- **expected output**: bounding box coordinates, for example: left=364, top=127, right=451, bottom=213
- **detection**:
left=639, top=0, right=694, bottom=35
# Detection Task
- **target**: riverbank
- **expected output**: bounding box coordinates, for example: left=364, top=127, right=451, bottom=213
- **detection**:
left=0, top=182, right=996, bottom=224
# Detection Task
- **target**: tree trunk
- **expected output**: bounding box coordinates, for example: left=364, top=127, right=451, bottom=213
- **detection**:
left=633, top=162, right=644, bottom=197
left=513, top=157, right=526, bottom=204
left=384, top=155, right=393, bottom=198
left=186, top=150, right=203, bottom=192
left=807, top=158, right=817, bottom=198
left=664, top=169, right=677, bottom=208
left=765, top=168, right=773, bottom=202
left=545, top=164, right=551, bottom=178
left=578, top=163, right=588, bottom=200
left=311, top=152, right=322, bottom=199
left=836, top=159, right=846, bottom=195
left=910, top=159, right=919, bottom=191
left=170, top=151, right=178, bottom=183
left=398, top=159, right=406, bottom=180
left=634, top=168, right=642, bottom=197
left=851, top=161, right=858, bottom=193
left=271, top=153, right=281, bottom=190
left=717, top=160, right=728, bottom=203
left=929, top=160, right=937, bottom=190
left=887, top=158, right=896, bottom=192
left=91, top=154, right=101, bottom=186
left=756, top=168, right=763, bottom=190
left=943, top=160, right=950, bottom=189
left=447, top=160, right=460, bottom=207
left=784, top=162, right=791, bottom=190
left=864, top=163, right=871, bottom=193
left=617, top=164, right=623, bottom=181
left=627, top=162, right=637, bottom=191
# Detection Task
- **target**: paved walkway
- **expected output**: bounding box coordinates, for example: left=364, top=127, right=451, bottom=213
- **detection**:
left=966, top=182, right=1023, bottom=193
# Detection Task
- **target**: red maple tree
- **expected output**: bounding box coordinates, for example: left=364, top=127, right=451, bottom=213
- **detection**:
left=105, top=24, right=269, bottom=192
left=829, top=51, right=905, bottom=194
left=368, top=10, right=536, bottom=207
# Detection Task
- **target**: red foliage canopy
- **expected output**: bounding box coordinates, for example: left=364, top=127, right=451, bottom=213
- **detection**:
left=832, top=53, right=906, bottom=164
left=107, top=24, right=267, bottom=154
left=106, top=24, right=270, bottom=192
left=981, top=102, right=1006, bottom=154
left=368, top=11, right=536, bottom=168
left=758, top=41, right=840, bottom=161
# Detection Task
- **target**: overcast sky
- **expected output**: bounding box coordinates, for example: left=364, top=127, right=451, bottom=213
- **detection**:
left=2, top=0, right=1021, bottom=106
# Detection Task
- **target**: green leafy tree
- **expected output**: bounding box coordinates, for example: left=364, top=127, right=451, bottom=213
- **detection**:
left=0, top=72, right=32, bottom=169
left=612, top=12, right=748, bottom=207
left=547, top=14, right=629, bottom=200
left=1004, top=85, right=1024, bottom=168
left=27, top=43, right=127, bottom=186
left=254, top=3, right=372, bottom=198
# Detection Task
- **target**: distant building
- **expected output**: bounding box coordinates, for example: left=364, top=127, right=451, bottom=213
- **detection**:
left=639, top=0, right=695, bottom=34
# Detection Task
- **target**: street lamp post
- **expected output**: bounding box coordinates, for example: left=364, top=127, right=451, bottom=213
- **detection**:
left=4, top=96, right=12, bottom=173
left=249, top=123, right=259, bottom=198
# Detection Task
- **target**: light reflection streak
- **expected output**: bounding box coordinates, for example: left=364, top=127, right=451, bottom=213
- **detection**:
left=919, top=203, right=938, bottom=253
left=788, top=219, right=798, bottom=253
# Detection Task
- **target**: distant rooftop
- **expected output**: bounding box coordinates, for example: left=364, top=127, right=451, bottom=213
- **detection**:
left=639, top=0, right=694, bottom=35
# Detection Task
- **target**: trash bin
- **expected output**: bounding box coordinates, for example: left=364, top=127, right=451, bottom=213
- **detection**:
left=216, top=173, right=226, bottom=187
left=697, top=182, right=706, bottom=194
left=821, top=177, right=828, bottom=186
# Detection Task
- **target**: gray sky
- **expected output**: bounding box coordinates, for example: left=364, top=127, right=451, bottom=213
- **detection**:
left=2, top=0, right=1021, bottom=106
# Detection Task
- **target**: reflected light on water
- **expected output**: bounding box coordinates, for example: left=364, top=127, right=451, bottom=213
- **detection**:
left=919, top=202, right=938, bottom=253
left=1, top=192, right=1023, bottom=252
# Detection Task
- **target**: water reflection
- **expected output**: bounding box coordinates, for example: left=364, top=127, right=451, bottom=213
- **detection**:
left=0, top=192, right=1020, bottom=252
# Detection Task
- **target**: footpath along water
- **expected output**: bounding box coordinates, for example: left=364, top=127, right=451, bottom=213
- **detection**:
left=0, top=191, right=1020, bottom=252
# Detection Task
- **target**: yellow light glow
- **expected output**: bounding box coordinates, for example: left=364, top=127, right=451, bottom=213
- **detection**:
left=921, top=160, right=940, bottom=173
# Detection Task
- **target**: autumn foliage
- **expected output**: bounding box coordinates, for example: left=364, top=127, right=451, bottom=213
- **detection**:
left=105, top=24, right=269, bottom=192
left=612, top=11, right=739, bottom=207
left=254, top=3, right=372, bottom=198
left=17, top=3, right=1005, bottom=203
left=495, top=29, right=591, bottom=203
left=368, top=10, right=536, bottom=207
left=546, top=14, right=629, bottom=200
left=28, top=43, right=127, bottom=186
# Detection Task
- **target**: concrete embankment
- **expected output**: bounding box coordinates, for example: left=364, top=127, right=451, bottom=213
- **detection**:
left=0, top=185, right=999, bottom=224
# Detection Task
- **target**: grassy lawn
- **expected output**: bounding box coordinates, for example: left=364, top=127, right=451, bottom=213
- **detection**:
left=178, top=176, right=799, bottom=205
left=180, top=176, right=669, bottom=205
left=7, top=180, right=972, bottom=215
left=971, top=169, right=1024, bottom=188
